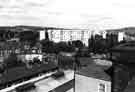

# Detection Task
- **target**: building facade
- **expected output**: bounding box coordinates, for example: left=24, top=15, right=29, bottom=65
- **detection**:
left=39, top=29, right=92, bottom=46
left=75, top=74, right=111, bottom=92
left=75, top=65, right=111, bottom=92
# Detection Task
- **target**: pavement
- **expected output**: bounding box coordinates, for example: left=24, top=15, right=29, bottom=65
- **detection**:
left=94, top=59, right=112, bottom=67
left=78, top=57, right=112, bottom=70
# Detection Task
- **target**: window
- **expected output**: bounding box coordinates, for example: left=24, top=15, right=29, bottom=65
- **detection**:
left=98, top=83, right=105, bottom=92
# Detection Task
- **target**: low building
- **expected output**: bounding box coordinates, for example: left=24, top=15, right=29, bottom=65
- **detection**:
left=75, top=65, right=111, bottom=92
left=35, top=70, right=74, bottom=92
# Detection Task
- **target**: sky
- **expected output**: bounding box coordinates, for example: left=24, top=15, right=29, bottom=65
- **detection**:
left=0, top=0, right=135, bottom=30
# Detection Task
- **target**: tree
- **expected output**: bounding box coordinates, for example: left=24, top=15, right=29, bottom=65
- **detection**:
left=89, top=35, right=96, bottom=53
left=19, top=31, right=38, bottom=43
left=45, top=30, right=49, bottom=40
left=71, top=40, right=84, bottom=48
left=4, top=53, right=18, bottom=68
left=56, top=42, right=75, bottom=52
left=41, top=39, right=56, bottom=53
left=0, top=62, right=6, bottom=74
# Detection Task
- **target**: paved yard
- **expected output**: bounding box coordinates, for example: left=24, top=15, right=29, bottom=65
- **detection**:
left=78, top=57, right=112, bottom=70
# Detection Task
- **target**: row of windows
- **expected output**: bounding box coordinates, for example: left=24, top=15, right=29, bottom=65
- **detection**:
left=48, top=30, right=92, bottom=44
left=0, top=49, right=42, bottom=56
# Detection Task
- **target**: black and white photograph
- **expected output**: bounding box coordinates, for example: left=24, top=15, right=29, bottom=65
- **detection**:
left=0, top=0, right=135, bottom=92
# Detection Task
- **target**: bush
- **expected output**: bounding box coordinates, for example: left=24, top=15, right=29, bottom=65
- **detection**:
left=0, top=63, right=6, bottom=74
left=4, top=53, right=24, bottom=69
left=41, top=39, right=56, bottom=53
left=72, top=40, right=84, bottom=48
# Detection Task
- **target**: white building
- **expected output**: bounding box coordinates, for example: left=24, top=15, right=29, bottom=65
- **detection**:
left=39, top=28, right=92, bottom=46
left=75, top=66, right=111, bottom=92
left=118, top=32, right=125, bottom=42
left=39, top=31, right=46, bottom=40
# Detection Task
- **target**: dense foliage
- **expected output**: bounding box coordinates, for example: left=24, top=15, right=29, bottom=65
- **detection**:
left=41, top=39, right=76, bottom=53
left=88, top=34, right=119, bottom=54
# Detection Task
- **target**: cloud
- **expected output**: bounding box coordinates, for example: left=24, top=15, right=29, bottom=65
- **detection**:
left=0, top=0, right=135, bottom=29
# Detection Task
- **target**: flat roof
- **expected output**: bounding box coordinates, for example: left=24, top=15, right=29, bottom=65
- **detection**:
left=76, top=64, right=111, bottom=82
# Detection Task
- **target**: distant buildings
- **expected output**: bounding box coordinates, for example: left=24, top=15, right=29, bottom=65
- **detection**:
left=39, top=29, right=92, bottom=46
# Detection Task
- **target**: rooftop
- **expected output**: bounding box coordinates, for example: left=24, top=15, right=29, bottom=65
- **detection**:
left=76, top=58, right=111, bottom=82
